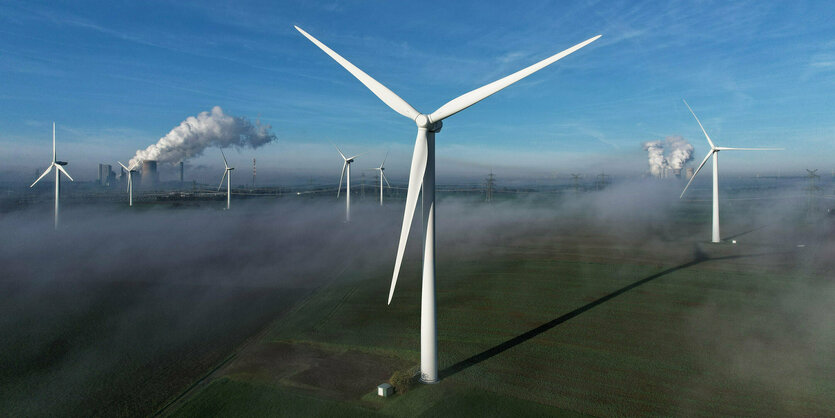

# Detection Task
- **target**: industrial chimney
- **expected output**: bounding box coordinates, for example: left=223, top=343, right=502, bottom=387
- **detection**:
left=141, top=160, right=159, bottom=188
left=686, top=167, right=695, bottom=180
left=179, top=161, right=184, bottom=184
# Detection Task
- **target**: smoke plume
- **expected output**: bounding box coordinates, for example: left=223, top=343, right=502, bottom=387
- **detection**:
left=642, top=136, right=694, bottom=177
left=129, top=106, right=276, bottom=168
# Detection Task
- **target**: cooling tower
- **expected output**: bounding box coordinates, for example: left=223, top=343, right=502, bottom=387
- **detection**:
left=141, top=160, right=159, bottom=188
left=686, top=167, right=695, bottom=179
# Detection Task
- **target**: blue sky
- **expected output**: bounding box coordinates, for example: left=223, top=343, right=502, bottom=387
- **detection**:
left=1, top=0, right=834, bottom=183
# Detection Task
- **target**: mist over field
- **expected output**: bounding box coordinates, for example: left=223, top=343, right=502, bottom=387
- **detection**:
left=0, top=178, right=833, bottom=415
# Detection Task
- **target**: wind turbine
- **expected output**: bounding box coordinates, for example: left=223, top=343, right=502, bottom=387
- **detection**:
left=218, top=149, right=234, bottom=210
left=680, top=99, right=781, bottom=243
left=31, top=123, right=73, bottom=230
left=296, top=26, right=601, bottom=383
left=373, top=152, right=391, bottom=206
left=117, top=161, right=137, bottom=207
left=336, top=145, right=362, bottom=222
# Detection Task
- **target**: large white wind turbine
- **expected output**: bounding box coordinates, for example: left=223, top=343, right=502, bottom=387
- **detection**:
left=31, top=123, right=74, bottom=229
left=680, top=99, right=782, bottom=243
left=373, top=152, right=391, bottom=206
left=297, top=26, right=600, bottom=383
left=336, top=145, right=362, bottom=222
left=117, top=161, right=137, bottom=207
left=218, top=149, right=235, bottom=210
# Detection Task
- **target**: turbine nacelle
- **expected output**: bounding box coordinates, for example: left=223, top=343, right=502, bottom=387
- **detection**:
left=56, top=161, right=68, bottom=166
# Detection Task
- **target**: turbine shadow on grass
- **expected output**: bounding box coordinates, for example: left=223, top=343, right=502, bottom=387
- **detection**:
left=723, top=224, right=768, bottom=241
left=438, top=248, right=777, bottom=380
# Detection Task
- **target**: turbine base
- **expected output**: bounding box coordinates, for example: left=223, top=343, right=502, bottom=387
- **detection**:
left=419, top=376, right=439, bottom=384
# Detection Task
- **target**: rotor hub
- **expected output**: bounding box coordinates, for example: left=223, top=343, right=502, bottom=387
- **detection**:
left=414, top=114, right=442, bottom=132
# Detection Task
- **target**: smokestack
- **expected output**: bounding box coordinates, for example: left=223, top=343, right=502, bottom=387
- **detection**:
left=179, top=161, right=184, bottom=184
left=686, top=167, right=695, bottom=179
left=141, top=160, right=158, bottom=188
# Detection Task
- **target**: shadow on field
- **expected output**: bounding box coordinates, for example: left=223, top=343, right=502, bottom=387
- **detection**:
left=723, top=224, right=769, bottom=241
left=439, top=247, right=778, bottom=379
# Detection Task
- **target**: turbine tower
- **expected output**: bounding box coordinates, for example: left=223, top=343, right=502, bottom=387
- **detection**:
left=336, top=145, right=362, bottom=222
left=297, top=26, right=600, bottom=383
left=218, top=149, right=235, bottom=210
left=680, top=99, right=781, bottom=243
left=31, top=123, right=74, bottom=229
left=373, top=152, right=391, bottom=206
left=117, top=161, right=138, bottom=207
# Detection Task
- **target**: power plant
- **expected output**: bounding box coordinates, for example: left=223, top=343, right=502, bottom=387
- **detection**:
left=98, top=163, right=115, bottom=186
left=141, top=160, right=158, bottom=188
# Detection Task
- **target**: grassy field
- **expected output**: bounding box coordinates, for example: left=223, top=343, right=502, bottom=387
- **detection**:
left=2, top=185, right=832, bottom=416
left=170, top=198, right=835, bottom=416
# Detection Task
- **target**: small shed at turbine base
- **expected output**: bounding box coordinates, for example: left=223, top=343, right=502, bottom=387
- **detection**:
left=377, top=383, right=393, bottom=397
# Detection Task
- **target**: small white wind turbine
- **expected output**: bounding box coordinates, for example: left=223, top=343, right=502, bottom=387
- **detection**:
left=680, top=99, right=782, bottom=243
left=218, top=149, right=235, bottom=210
left=336, top=145, right=362, bottom=222
left=117, top=161, right=138, bottom=207
left=31, top=122, right=74, bottom=229
left=373, top=152, right=391, bottom=206
left=297, top=26, right=601, bottom=383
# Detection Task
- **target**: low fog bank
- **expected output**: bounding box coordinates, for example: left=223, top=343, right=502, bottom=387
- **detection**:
left=0, top=178, right=832, bottom=415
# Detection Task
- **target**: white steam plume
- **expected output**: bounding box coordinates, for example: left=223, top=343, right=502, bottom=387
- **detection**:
left=643, top=140, right=667, bottom=177
left=129, top=106, right=276, bottom=168
left=665, top=135, right=694, bottom=170
left=642, top=136, right=694, bottom=177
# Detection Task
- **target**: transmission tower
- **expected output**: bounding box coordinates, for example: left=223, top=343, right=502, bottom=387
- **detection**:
left=806, top=169, right=821, bottom=216
left=485, top=170, right=496, bottom=202
left=570, top=174, right=582, bottom=192
left=596, top=170, right=610, bottom=190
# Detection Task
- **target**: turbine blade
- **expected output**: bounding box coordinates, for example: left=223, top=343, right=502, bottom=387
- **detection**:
left=218, top=170, right=227, bottom=191
left=334, top=144, right=347, bottom=161
left=30, top=165, right=53, bottom=187
left=56, top=164, right=73, bottom=181
left=295, top=26, right=420, bottom=120
left=117, top=161, right=129, bottom=171
left=680, top=151, right=713, bottom=198
left=429, top=35, right=601, bottom=122
left=337, top=161, right=346, bottom=198
left=346, top=151, right=366, bottom=161
left=382, top=171, right=391, bottom=188
left=381, top=151, right=388, bottom=167
left=52, top=122, right=56, bottom=163
left=682, top=99, right=716, bottom=149
left=220, top=148, right=229, bottom=168
left=388, top=129, right=428, bottom=304
left=714, top=147, right=783, bottom=151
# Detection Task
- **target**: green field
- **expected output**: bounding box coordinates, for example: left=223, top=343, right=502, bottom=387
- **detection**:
left=169, top=201, right=835, bottom=416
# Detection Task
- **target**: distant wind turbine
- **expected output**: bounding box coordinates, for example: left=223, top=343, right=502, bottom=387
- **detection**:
left=31, top=123, right=73, bottom=229
left=297, top=25, right=601, bottom=383
left=117, top=161, right=137, bottom=207
left=680, top=99, right=782, bottom=243
left=373, top=152, right=391, bottom=206
left=336, top=145, right=362, bottom=222
left=218, top=149, right=234, bottom=210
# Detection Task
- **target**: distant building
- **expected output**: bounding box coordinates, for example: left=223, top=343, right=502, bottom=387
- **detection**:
left=686, top=167, right=695, bottom=180
left=98, top=164, right=115, bottom=186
